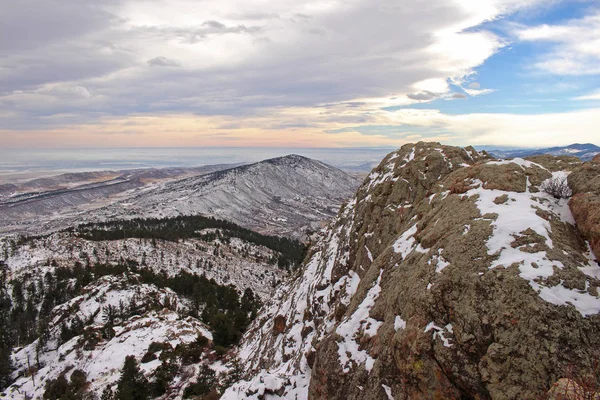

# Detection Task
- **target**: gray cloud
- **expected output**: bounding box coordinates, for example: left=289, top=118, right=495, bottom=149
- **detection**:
left=148, top=56, right=181, bottom=67
left=451, top=92, right=467, bottom=99
left=137, top=20, right=262, bottom=44
left=0, top=0, right=122, bottom=53
left=407, top=91, right=440, bottom=101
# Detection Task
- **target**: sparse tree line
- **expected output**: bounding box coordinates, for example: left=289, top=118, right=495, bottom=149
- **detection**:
left=69, top=214, right=307, bottom=269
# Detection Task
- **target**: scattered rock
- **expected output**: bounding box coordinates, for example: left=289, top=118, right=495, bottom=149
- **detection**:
left=494, top=194, right=509, bottom=205
left=273, top=315, right=286, bottom=334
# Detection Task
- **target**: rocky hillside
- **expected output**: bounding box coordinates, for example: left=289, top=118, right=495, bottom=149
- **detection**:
left=1, top=155, right=360, bottom=240
left=90, top=155, right=360, bottom=239
left=224, top=142, right=600, bottom=399
left=0, top=164, right=242, bottom=236
left=0, top=215, right=304, bottom=399
left=7, top=273, right=215, bottom=400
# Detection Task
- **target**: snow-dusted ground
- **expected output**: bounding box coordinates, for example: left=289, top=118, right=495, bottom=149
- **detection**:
left=3, top=231, right=287, bottom=302
left=6, top=274, right=212, bottom=400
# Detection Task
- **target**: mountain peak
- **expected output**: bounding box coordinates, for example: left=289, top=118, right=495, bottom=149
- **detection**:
left=261, top=154, right=315, bottom=166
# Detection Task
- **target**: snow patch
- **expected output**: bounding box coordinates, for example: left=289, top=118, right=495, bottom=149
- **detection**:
left=382, top=384, right=394, bottom=400
left=424, top=322, right=453, bottom=347
left=394, top=316, right=406, bottom=331
left=336, top=270, right=384, bottom=373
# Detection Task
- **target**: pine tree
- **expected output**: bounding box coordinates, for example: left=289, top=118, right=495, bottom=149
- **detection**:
left=0, top=261, right=13, bottom=390
left=183, top=365, right=216, bottom=397
left=43, top=370, right=88, bottom=400
left=101, top=386, right=115, bottom=400
left=222, top=358, right=243, bottom=389
left=116, top=356, right=149, bottom=400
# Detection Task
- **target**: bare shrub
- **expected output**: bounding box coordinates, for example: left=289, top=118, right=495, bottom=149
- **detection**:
left=547, top=360, right=600, bottom=400
left=541, top=176, right=572, bottom=199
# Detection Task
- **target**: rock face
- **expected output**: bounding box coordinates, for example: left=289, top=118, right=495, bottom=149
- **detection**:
left=568, top=156, right=600, bottom=196
left=224, top=142, right=600, bottom=400
left=569, top=156, right=600, bottom=260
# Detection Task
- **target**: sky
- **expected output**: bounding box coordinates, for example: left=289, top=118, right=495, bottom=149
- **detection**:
left=1, top=0, right=599, bottom=149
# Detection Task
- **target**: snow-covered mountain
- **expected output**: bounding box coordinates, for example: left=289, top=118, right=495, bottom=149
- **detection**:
left=488, top=142, right=600, bottom=161
left=224, top=143, right=600, bottom=399
left=0, top=155, right=360, bottom=239
left=77, top=154, right=361, bottom=239
left=0, top=164, right=243, bottom=236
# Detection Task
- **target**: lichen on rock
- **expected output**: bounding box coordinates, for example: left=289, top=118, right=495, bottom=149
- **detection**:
left=223, top=142, right=600, bottom=400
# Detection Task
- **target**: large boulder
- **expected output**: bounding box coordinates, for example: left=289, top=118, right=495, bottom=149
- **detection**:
left=569, top=157, right=600, bottom=258
left=224, top=142, right=600, bottom=400
left=568, top=157, right=600, bottom=195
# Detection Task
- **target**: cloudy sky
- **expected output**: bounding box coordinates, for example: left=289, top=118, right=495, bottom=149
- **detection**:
left=1, top=0, right=599, bottom=148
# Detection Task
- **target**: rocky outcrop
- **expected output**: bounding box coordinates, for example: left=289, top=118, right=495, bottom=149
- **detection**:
left=568, top=156, right=600, bottom=196
left=224, top=142, right=600, bottom=400
left=569, top=156, right=600, bottom=260
left=570, top=194, right=600, bottom=259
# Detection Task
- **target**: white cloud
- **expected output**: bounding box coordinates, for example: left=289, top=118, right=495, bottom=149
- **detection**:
left=381, top=107, right=600, bottom=147
left=572, top=90, right=600, bottom=101
left=516, top=11, right=600, bottom=75
left=464, top=87, right=496, bottom=96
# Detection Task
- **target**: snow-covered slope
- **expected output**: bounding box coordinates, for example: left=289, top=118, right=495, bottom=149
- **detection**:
left=0, top=164, right=242, bottom=237
left=1, top=222, right=291, bottom=398
left=0, top=155, right=359, bottom=240
left=90, top=154, right=360, bottom=239
left=6, top=274, right=213, bottom=400
left=489, top=143, right=600, bottom=161
left=224, top=142, right=600, bottom=399
left=3, top=231, right=286, bottom=302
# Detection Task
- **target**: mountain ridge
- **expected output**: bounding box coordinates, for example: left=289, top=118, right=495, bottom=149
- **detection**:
left=86, top=154, right=361, bottom=239
left=0, top=155, right=360, bottom=239
left=487, top=142, right=600, bottom=161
